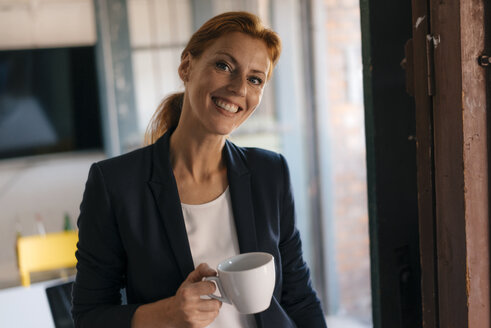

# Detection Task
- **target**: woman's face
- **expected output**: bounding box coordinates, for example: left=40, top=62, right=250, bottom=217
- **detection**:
left=179, top=32, right=271, bottom=137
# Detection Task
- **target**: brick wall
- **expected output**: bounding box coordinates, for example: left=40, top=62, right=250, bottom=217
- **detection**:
left=324, top=0, right=372, bottom=323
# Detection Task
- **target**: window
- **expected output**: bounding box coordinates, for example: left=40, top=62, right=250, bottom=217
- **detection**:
left=128, top=0, right=192, bottom=134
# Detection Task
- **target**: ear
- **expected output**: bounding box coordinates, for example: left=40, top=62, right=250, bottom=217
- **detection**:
left=178, top=52, right=192, bottom=82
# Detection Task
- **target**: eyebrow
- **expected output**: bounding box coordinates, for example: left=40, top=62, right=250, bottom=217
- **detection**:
left=215, top=51, right=267, bottom=77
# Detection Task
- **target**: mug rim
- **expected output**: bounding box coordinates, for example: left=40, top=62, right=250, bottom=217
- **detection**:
left=217, top=252, right=274, bottom=273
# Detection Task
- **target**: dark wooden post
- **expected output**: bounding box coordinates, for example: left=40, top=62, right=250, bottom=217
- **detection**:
left=411, top=0, right=490, bottom=327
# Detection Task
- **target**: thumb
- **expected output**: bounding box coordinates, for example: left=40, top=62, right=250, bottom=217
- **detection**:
left=185, top=263, right=217, bottom=283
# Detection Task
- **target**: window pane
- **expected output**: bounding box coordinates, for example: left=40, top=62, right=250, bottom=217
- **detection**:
left=128, top=0, right=191, bottom=138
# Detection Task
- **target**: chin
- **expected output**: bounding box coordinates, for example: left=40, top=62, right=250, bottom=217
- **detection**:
left=206, top=119, right=239, bottom=136
left=213, top=128, right=234, bottom=136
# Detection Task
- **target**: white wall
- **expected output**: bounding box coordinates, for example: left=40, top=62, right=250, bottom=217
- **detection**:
left=0, top=0, right=96, bottom=50
left=0, top=152, right=105, bottom=287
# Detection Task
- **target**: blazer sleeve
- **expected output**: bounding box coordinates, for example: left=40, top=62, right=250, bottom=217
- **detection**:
left=278, top=155, right=328, bottom=328
left=72, top=163, right=140, bottom=328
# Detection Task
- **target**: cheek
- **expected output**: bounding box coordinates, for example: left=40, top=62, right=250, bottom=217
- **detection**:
left=192, top=80, right=210, bottom=101
left=249, top=90, right=263, bottom=108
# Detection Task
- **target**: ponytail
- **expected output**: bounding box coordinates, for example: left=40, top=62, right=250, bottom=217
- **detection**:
left=144, top=92, right=183, bottom=145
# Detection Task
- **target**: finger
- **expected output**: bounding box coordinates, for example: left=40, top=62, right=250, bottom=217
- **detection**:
left=196, top=263, right=217, bottom=279
left=197, top=299, right=222, bottom=313
left=186, top=263, right=217, bottom=283
left=178, top=280, right=217, bottom=302
left=190, top=280, right=217, bottom=296
left=195, top=311, right=221, bottom=327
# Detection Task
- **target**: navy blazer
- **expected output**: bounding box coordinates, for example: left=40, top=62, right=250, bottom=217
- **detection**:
left=72, top=130, right=327, bottom=328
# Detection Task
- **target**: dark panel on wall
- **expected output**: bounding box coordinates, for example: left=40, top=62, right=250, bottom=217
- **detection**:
left=70, top=47, right=102, bottom=150
left=0, top=47, right=103, bottom=159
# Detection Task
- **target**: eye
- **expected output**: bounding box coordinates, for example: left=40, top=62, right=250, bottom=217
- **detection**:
left=248, top=76, right=263, bottom=85
left=216, top=61, right=231, bottom=72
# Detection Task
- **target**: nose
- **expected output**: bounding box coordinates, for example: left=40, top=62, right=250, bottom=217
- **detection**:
left=228, top=74, right=247, bottom=97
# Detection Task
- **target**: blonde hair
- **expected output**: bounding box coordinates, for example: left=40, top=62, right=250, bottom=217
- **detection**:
left=144, top=11, right=282, bottom=145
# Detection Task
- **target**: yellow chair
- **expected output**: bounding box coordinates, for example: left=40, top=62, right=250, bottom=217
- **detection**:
left=17, top=231, right=78, bottom=286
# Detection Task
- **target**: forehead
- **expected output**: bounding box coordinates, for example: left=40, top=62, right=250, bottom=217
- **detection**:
left=202, top=32, right=270, bottom=72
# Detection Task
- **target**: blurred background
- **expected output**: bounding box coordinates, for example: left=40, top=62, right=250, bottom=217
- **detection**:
left=0, top=0, right=371, bottom=327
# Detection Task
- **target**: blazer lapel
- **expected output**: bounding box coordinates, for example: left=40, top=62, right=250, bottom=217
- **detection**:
left=148, top=131, right=195, bottom=280
left=224, top=141, right=258, bottom=253
left=226, top=142, right=277, bottom=327
left=146, top=135, right=259, bottom=280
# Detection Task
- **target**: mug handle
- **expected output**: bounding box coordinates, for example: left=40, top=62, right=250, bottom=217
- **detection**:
left=204, top=276, right=231, bottom=304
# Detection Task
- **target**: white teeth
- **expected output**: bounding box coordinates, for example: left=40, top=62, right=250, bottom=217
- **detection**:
left=213, top=98, right=239, bottom=113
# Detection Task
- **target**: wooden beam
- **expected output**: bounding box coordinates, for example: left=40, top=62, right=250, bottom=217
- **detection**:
left=429, top=0, right=490, bottom=327
left=460, top=0, right=490, bottom=327
left=430, top=1, right=467, bottom=326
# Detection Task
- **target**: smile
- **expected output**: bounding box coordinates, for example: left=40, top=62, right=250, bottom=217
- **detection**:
left=212, top=97, right=240, bottom=113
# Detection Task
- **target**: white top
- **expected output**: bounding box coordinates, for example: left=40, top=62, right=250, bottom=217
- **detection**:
left=181, top=187, right=257, bottom=328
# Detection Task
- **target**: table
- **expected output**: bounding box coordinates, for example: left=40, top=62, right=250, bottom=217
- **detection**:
left=0, top=277, right=72, bottom=327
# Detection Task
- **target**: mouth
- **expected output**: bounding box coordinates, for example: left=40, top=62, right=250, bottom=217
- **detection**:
left=212, top=97, right=242, bottom=114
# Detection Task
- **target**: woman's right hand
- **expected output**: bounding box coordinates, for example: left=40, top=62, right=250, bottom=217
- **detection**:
left=131, top=263, right=222, bottom=328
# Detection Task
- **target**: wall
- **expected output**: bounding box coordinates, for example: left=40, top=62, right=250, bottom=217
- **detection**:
left=0, top=152, right=104, bottom=288
left=0, top=0, right=96, bottom=50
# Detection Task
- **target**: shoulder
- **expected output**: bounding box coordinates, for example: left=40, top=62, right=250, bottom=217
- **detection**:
left=226, top=141, right=288, bottom=181
left=93, top=143, right=156, bottom=182
left=227, top=141, right=285, bottom=167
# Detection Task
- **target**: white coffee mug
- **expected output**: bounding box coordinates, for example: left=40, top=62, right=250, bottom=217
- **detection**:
left=204, top=252, right=275, bottom=314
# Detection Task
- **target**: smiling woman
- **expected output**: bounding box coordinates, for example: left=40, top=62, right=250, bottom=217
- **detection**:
left=72, top=11, right=327, bottom=328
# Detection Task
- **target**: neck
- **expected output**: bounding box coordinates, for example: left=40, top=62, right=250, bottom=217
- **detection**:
left=169, top=124, right=227, bottom=182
